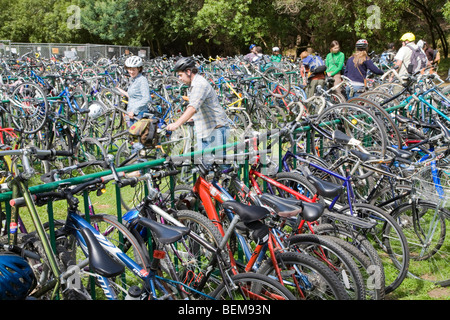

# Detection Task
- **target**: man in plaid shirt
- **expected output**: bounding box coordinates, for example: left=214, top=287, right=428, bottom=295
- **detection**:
left=166, top=57, right=229, bottom=160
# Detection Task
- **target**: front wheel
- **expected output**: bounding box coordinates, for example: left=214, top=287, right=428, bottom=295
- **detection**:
left=257, top=251, right=349, bottom=300
left=337, top=203, right=410, bottom=294
left=210, top=272, right=297, bottom=300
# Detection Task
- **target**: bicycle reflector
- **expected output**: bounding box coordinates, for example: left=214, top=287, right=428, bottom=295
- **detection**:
left=153, top=250, right=166, bottom=259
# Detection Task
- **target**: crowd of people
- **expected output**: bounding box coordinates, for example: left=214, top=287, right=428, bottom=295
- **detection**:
left=244, top=32, right=441, bottom=99
left=117, top=32, right=441, bottom=157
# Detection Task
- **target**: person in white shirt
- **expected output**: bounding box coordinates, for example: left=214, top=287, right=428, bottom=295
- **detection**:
left=394, top=32, right=417, bottom=77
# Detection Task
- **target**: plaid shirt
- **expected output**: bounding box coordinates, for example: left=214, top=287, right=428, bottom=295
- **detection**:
left=189, top=74, right=227, bottom=139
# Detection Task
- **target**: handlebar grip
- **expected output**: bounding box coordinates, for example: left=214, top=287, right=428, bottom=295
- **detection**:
left=162, top=170, right=180, bottom=177
left=10, top=195, right=36, bottom=207
left=53, top=150, right=73, bottom=157
left=119, top=177, right=138, bottom=187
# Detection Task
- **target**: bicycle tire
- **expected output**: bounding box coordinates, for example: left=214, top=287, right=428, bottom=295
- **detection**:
left=310, top=102, right=388, bottom=159
left=347, top=96, right=403, bottom=148
left=257, top=251, right=349, bottom=300
left=390, top=200, right=449, bottom=286
left=263, top=67, right=291, bottom=98
left=320, top=235, right=385, bottom=300
left=312, top=223, right=386, bottom=298
left=286, top=233, right=366, bottom=300
left=9, top=82, right=48, bottom=134
left=161, top=209, right=225, bottom=296
left=333, top=203, right=410, bottom=294
left=210, top=272, right=297, bottom=300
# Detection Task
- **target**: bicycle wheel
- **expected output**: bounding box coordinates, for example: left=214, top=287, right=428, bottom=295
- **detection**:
left=321, top=235, right=385, bottom=300
left=390, top=200, right=450, bottom=286
left=10, top=223, right=92, bottom=300
left=160, top=210, right=225, bottom=297
left=286, top=233, right=366, bottom=300
left=9, top=82, right=48, bottom=134
left=263, top=67, right=291, bottom=98
left=257, top=251, right=349, bottom=300
left=312, top=223, right=386, bottom=298
left=347, top=96, right=403, bottom=148
left=337, top=203, right=410, bottom=294
left=310, top=103, right=388, bottom=159
left=210, top=272, right=296, bottom=300
left=73, top=137, right=109, bottom=174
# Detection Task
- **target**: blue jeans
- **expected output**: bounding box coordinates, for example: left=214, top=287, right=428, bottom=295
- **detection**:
left=126, top=110, right=146, bottom=128
left=197, top=126, right=229, bottom=164
left=346, top=85, right=364, bottom=99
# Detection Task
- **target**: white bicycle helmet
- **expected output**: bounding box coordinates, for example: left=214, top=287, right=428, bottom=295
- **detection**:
left=272, top=47, right=280, bottom=52
left=88, top=101, right=104, bottom=119
left=125, top=55, right=144, bottom=68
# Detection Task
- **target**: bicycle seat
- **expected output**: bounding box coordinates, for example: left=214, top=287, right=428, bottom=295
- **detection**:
left=350, top=149, right=378, bottom=162
left=222, top=201, right=269, bottom=223
left=306, top=175, right=343, bottom=198
left=386, top=146, right=413, bottom=160
left=259, top=193, right=302, bottom=218
left=259, top=193, right=325, bottom=221
left=137, top=217, right=190, bottom=244
left=80, top=228, right=125, bottom=278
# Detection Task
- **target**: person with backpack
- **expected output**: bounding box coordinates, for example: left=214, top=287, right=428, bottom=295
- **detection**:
left=302, top=52, right=327, bottom=99
left=394, top=32, right=428, bottom=76
left=325, top=40, right=345, bottom=85
left=344, top=39, right=384, bottom=98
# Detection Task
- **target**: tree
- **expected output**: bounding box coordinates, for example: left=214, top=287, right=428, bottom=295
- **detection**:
left=80, top=0, right=138, bottom=44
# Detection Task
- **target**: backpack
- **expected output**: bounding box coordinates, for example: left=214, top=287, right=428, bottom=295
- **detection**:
left=128, top=118, right=159, bottom=148
left=406, top=44, right=428, bottom=74
left=304, top=55, right=326, bottom=74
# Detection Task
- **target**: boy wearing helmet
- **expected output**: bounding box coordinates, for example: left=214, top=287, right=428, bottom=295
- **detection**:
left=116, top=55, right=151, bottom=127
left=394, top=33, right=418, bottom=77
left=166, top=57, right=229, bottom=159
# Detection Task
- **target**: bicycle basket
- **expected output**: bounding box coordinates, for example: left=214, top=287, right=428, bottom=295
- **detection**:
left=411, top=166, right=450, bottom=206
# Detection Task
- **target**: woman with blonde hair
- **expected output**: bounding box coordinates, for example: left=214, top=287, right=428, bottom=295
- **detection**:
left=344, top=39, right=384, bottom=98
left=325, top=40, right=345, bottom=84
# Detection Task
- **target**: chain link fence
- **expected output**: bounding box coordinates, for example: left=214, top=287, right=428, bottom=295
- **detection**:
left=0, top=40, right=151, bottom=61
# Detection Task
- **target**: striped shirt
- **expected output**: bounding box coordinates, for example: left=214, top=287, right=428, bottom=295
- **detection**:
left=189, top=74, right=227, bottom=139
left=127, top=73, right=150, bottom=115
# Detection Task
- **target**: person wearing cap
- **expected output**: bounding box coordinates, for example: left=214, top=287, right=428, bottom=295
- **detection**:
left=116, top=55, right=150, bottom=127
left=394, top=32, right=418, bottom=77
left=166, top=57, right=228, bottom=155
left=244, top=44, right=258, bottom=63
left=271, top=47, right=282, bottom=63
left=343, top=39, right=383, bottom=98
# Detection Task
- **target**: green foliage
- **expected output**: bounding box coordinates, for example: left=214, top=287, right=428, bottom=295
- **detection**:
left=80, top=0, right=138, bottom=44
left=0, top=0, right=446, bottom=57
